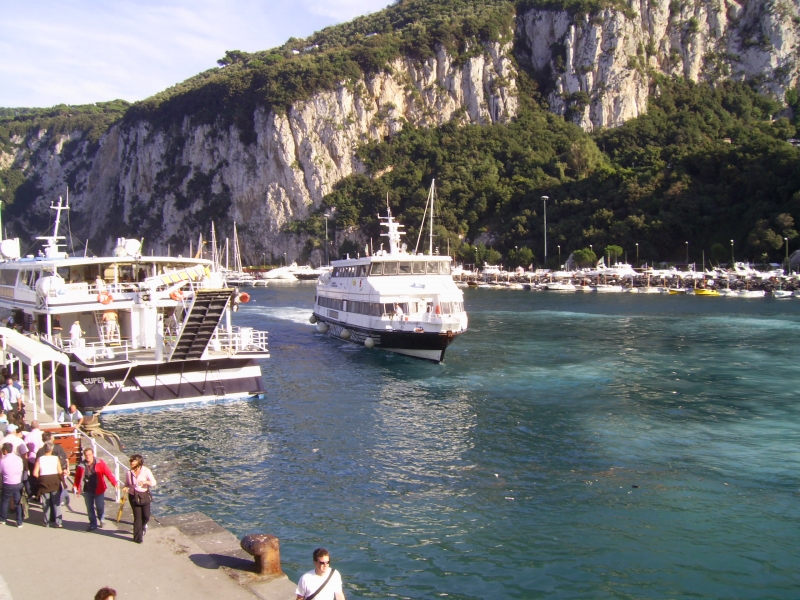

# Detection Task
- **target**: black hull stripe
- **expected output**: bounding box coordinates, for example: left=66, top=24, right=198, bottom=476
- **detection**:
left=314, top=315, right=460, bottom=352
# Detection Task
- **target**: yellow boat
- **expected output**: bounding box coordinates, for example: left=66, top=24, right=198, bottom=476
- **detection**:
left=694, top=289, right=720, bottom=297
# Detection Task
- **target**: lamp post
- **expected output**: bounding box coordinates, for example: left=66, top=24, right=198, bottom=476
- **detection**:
left=589, top=244, right=593, bottom=259
left=324, top=208, right=336, bottom=266
left=785, top=237, right=790, bottom=274
left=542, top=196, right=549, bottom=266
left=283, top=252, right=287, bottom=267
left=558, top=244, right=561, bottom=268
left=730, top=239, right=734, bottom=266
left=685, top=241, right=689, bottom=268
left=635, top=242, right=639, bottom=266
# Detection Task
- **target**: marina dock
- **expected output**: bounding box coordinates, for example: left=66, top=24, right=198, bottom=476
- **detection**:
left=0, top=394, right=295, bottom=600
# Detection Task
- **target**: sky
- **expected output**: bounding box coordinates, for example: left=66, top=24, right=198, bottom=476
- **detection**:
left=1, top=0, right=392, bottom=108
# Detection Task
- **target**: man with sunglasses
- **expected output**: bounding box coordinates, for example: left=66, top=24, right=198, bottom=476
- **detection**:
left=295, top=547, right=345, bottom=600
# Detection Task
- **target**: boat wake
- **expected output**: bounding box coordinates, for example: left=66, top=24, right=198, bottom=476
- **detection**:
left=243, top=305, right=314, bottom=325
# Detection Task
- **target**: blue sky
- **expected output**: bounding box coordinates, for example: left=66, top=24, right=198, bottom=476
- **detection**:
left=1, top=0, right=391, bottom=108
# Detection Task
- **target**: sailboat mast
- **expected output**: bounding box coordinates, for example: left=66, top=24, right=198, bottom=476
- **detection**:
left=429, top=179, right=435, bottom=255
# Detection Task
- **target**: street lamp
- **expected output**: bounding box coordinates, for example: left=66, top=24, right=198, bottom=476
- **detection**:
left=635, top=242, right=639, bottom=265
left=730, top=239, right=734, bottom=266
left=685, top=241, right=689, bottom=267
left=283, top=252, right=287, bottom=267
left=557, top=244, right=561, bottom=268
left=542, top=196, right=549, bottom=266
left=785, top=237, right=789, bottom=274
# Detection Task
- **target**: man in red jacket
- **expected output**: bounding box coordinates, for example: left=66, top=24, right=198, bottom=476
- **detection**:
left=74, top=447, right=118, bottom=531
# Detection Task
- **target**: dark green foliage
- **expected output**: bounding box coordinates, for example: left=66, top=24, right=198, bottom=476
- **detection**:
left=303, top=78, right=800, bottom=266
left=122, top=0, right=516, bottom=140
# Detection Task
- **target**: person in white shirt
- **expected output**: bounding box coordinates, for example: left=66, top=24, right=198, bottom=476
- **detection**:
left=58, top=405, right=84, bottom=427
left=295, top=548, right=345, bottom=600
left=23, top=421, right=43, bottom=452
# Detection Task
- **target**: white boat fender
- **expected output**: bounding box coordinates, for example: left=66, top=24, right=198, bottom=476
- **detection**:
left=316, top=322, right=328, bottom=333
left=364, top=337, right=375, bottom=349
left=341, top=329, right=352, bottom=340
left=309, top=314, right=317, bottom=324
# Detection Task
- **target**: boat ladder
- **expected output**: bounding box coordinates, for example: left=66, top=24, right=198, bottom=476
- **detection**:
left=209, top=369, right=225, bottom=399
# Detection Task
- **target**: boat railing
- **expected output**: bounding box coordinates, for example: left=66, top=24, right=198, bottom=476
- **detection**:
left=213, top=326, right=269, bottom=354
left=66, top=339, right=132, bottom=364
left=73, top=427, right=130, bottom=502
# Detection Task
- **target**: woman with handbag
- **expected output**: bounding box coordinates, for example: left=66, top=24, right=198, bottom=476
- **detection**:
left=124, top=454, right=156, bottom=544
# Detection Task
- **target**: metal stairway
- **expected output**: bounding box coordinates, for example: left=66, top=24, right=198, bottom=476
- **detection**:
left=168, top=289, right=234, bottom=361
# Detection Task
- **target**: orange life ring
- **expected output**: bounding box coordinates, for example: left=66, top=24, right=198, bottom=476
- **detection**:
left=237, top=292, right=250, bottom=303
left=435, top=304, right=441, bottom=315
left=170, top=290, right=184, bottom=301
left=97, top=292, right=113, bottom=305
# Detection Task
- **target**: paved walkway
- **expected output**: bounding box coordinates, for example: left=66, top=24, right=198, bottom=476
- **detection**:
left=0, top=492, right=261, bottom=599
left=0, top=394, right=296, bottom=600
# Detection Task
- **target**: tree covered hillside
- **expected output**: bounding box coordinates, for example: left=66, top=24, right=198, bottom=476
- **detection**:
left=297, top=77, right=800, bottom=267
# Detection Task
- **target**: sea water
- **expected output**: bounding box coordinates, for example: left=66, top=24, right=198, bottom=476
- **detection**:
left=105, top=286, right=800, bottom=599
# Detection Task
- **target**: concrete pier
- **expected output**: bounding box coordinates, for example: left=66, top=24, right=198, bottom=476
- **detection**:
left=0, top=394, right=296, bottom=599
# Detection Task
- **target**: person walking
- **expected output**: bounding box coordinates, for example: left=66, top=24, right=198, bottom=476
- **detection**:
left=74, top=447, right=118, bottom=531
left=0, top=442, right=25, bottom=527
left=125, top=454, right=156, bottom=543
left=295, top=548, right=345, bottom=600
left=33, top=441, right=66, bottom=527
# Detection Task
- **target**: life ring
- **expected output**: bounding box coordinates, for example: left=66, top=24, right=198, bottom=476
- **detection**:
left=170, top=290, right=184, bottom=301
left=237, top=292, right=250, bottom=303
left=435, top=304, right=441, bottom=315
left=97, top=292, right=113, bottom=305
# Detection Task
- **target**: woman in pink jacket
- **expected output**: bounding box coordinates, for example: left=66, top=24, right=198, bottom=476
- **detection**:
left=125, top=454, right=156, bottom=544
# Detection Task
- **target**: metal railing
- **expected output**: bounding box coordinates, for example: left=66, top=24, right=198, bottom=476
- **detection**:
left=213, top=327, right=269, bottom=354
left=54, top=426, right=130, bottom=503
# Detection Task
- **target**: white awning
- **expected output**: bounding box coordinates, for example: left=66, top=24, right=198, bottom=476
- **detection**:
left=0, top=329, right=70, bottom=367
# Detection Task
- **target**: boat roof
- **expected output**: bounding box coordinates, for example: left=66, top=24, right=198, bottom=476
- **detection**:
left=331, top=254, right=451, bottom=266
left=0, top=255, right=212, bottom=269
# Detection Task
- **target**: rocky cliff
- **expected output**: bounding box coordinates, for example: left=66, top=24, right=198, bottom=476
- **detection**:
left=2, top=0, right=799, bottom=259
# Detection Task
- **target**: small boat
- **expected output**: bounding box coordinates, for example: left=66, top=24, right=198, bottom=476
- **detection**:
left=637, top=286, right=663, bottom=294
left=737, top=289, right=766, bottom=298
left=593, top=284, right=623, bottom=293
left=668, top=288, right=687, bottom=295
left=544, top=282, right=576, bottom=292
left=694, top=289, right=720, bottom=297
left=772, top=290, right=793, bottom=299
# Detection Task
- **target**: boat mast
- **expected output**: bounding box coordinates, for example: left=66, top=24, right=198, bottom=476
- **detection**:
left=429, top=179, right=435, bottom=255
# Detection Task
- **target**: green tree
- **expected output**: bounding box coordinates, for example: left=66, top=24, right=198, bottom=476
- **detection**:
left=573, top=247, right=597, bottom=267
left=710, top=243, right=728, bottom=265
left=747, top=219, right=783, bottom=253
left=507, top=246, right=534, bottom=268
left=605, top=244, right=624, bottom=263
left=217, top=50, right=248, bottom=67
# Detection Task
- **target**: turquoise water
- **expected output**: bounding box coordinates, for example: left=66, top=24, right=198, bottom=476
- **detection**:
left=105, top=287, right=800, bottom=599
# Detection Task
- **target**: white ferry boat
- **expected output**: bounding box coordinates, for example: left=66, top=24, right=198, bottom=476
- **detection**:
left=0, top=198, right=269, bottom=412
left=311, top=208, right=468, bottom=362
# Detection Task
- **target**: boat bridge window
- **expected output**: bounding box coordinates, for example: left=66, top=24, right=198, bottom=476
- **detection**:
left=384, top=262, right=398, bottom=275
left=412, top=262, right=425, bottom=274
left=399, top=262, right=412, bottom=274
left=0, top=271, right=17, bottom=286
left=370, top=263, right=383, bottom=275
left=357, top=265, right=368, bottom=277
left=438, top=301, right=463, bottom=314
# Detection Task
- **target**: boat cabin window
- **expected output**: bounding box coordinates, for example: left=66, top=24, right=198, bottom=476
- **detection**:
left=426, top=262, right=439, bottom=274
left=370, top=263, right=383, bottom=275
left=384, top=262, right=398, bottom=275
left=0, top=271, right=17, bottom=286
left=440, top=261, right=451, bottom=275
left=412, top=261, right=425, bottom=274
left=357, top=265, right=368, bottom=277
left=20, top=270, right=39, bottom=289
left=399, top=262, right=412, bottom=275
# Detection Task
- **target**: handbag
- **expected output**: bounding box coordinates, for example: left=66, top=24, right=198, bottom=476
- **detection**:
left=133, top=489, right=152, bottom=505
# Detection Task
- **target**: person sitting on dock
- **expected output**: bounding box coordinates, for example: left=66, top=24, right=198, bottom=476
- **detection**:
left=74, top=447, right=118, bottom=531
left=58, top=404, right=84, bottom=427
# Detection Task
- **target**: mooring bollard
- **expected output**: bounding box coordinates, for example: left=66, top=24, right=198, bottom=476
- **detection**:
left=240, top=533, right=283, bottom=576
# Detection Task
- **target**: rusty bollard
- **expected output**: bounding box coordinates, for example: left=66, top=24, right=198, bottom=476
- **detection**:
left=240, top=533, right=283, bottom=576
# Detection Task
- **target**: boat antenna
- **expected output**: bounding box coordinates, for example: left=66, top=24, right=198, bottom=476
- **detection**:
left=414, top=180, right=434, bottom=255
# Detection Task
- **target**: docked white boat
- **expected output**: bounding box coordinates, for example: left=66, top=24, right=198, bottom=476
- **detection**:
left=738, top=289, right=766, bottom=298
left=593, top=284, right=624, bottom=293
left=260, top=266, right=298, bottom=281
left=0, top=197, right=269, bottom=412
left=772, top=290, right=793, bottom=298
left=637, top=286, right=664, bottom=294
left=544, top=282, right=576, bottom=292
left=311, top=195, right=467, bottom=362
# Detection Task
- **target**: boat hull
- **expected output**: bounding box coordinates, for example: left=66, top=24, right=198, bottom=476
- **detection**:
left=314, top=314, right=459, bottom=363
left=50, top=357, right=265, bottom=412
